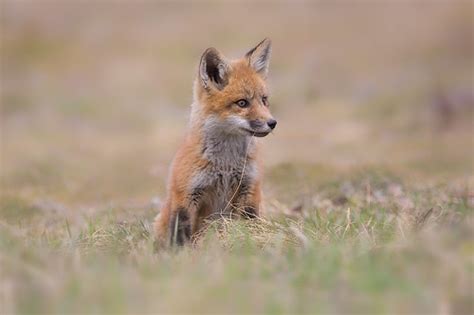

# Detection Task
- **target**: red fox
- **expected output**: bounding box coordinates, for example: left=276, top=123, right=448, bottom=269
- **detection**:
left=154, top=39, right=276, bottom=247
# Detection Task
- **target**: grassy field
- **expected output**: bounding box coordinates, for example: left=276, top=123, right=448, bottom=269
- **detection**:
left=1, top=2, right=473, bottom=314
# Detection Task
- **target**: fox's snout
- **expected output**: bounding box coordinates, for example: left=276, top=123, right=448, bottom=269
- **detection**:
left=245, top=118, right=277, bottom=137
left=250, top=118, right=277, bottom=130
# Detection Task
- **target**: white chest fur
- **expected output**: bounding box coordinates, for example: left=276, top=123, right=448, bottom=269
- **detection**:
left=188, top=117, right=258, bottom=214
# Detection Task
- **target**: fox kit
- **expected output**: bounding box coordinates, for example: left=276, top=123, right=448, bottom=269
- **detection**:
left=154, top=39, right=276, bottom=247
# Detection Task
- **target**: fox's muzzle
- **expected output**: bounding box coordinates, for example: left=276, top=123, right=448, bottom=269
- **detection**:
left=247, top=119, right=277, bottom=137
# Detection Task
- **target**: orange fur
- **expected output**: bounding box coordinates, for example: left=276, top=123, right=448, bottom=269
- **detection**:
left=154, top=39, right=276, bottom=247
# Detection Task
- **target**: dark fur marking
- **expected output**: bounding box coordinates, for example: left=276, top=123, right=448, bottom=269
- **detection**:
left=204, top=49, right=228, bottom=88
left=241, top=206, right=258, bottom=219
left=169, top=207, right=191, bottom=246
left=190, top=188, right=204, bottom=204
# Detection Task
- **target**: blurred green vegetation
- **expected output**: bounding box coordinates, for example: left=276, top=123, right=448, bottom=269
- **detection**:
left=1, top=177, right=472, bottom=314
left=1, top=2, right=473, bottom=314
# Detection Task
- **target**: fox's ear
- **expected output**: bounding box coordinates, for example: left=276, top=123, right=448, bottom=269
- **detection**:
left=246, top=38, right=272, bottom=78
left=199, top=48, right=230, bottom=91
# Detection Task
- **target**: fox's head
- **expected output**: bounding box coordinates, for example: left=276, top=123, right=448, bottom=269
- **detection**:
left=193, top=39, right=276, bottom=137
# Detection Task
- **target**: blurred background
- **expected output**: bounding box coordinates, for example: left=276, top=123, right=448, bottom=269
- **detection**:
left=2, top=1, right=472, bottom=207
left=1, top=2, right=473, bottom=313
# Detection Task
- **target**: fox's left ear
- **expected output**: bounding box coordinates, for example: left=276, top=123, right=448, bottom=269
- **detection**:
left=199, top=48, right=231, bottom=91
left=246, top=38, right=272, bottom=78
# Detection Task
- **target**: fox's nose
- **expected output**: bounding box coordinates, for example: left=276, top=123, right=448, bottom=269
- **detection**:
left=267, top=119, right=277, bottom=130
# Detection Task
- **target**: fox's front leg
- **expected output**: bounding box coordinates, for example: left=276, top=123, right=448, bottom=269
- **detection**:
left=166, top=207, right=191, bottom=246
left=154, top=200, right=198, bottom=248
left=167, top=189, right=207, bottom=246
left=154, top=206, right=196, bottom=248
left=235, top=180, right=262, bottom=219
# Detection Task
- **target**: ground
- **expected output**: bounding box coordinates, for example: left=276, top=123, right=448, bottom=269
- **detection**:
left=1, top=2, right=473, bottom=314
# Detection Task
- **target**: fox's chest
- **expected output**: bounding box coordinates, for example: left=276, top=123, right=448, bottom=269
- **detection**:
left=189, top=161, right=257, bottom=214
left=193, top=161, right=256, bottom=189
left=188, top=134, right=257, bottom=214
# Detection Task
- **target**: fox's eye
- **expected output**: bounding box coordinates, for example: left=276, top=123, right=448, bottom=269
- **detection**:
left=236, top=99, right=249, bottom=108
left=262, top=96, right=269, bottom=106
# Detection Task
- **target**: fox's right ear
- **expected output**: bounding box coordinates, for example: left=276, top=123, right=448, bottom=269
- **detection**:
left=199, top=48, right=230, bottom=91
left=246, top=38, right=272, bottom=78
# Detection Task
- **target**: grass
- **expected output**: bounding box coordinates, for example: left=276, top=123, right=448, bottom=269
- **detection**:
left=1, top=171, right=472, bottom=314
